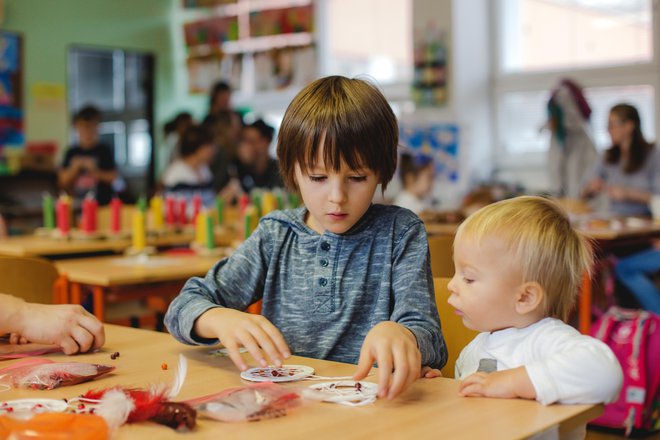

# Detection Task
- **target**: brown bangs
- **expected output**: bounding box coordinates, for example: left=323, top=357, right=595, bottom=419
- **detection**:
left=277, top=76, right=398, bottom=191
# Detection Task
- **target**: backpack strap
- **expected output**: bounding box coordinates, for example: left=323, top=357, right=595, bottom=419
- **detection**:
left=623, top=311, right=650, bottom=434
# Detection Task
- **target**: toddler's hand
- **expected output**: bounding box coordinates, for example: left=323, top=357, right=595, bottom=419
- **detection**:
left=353, top=321, right=421, bottom=400
left=420, top=366, right=442, bottom=378
left=194, top=308, right=291, bottom=371
left=458, top=367, right=536, bottom=400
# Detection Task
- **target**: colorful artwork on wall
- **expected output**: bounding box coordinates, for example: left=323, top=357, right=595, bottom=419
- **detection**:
left=249, top=5, right=314, bottom=38
left=399, top=123, right=459, bottom=183
left=0, top=30, right=23, bottom=148
left=182, top=0, right=235, bottom=8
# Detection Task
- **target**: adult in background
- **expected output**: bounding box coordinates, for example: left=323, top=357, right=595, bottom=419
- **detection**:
left=546, top=79, right=598, bottom=199
left=202, top=81, right=244, bottom=191
left=583, top=103, right=659, bottom=217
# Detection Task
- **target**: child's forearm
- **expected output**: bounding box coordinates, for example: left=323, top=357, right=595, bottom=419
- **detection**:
left=0, top=294, right=28, bottom=335
left=509, top=367, right=537, bottom=400
left=192, top=307, right=227, bottom=340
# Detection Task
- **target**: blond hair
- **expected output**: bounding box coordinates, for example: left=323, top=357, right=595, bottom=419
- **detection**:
left=455, top=196, right=593, bottom=321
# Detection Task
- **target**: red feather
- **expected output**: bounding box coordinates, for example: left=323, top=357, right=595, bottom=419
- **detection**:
left=82, top=386, right=168, bottom=422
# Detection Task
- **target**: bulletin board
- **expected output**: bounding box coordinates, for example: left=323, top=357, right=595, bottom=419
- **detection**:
left=0, top=30, right=23, bottom=147
left=400, top=123, right=459, bottom=183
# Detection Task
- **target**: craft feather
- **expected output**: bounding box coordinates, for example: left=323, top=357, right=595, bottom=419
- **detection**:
left=189, top=383, right=302, bottom=423
left=0, top=359, right=114, bottom=390
left=80, top=354, right=195, bottom=431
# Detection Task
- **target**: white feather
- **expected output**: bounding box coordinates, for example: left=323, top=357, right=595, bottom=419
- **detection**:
left=96, top=389, right=135, bottom=431
left=167, top=354, right=187, bottom=400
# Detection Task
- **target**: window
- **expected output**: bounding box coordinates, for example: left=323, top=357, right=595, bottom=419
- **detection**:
left=494, top=0, right=658, bottom=169
left=499, top=0, right=652, bottom=72
left=68, top=47, right=155, bottom=196
left=498, top=85, right=656, bottom=156
left=324, top=0, right=412, bottom=85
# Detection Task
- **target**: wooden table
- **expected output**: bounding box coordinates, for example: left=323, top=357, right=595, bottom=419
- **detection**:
left=576, top=220, right=660, bottom=334
left=0, top=228, right=236, bottom=259
left=0, top=325, right=602, bottom=439
left=0, top=235, right=131, bottom=258
left=55, top=253, right=224, bottom=320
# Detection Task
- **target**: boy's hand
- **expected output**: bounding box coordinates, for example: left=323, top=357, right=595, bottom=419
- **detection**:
left=18, top=303, right=105, bottom=355
left=353, top=321, right=421, bottom=400
left=458, top=367, right=536, bottom=400
left=194, top=308, right=291, bottom=371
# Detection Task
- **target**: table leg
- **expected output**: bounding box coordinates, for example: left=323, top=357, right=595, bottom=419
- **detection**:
left=92, top=286, right=105, bottom=321
left=71, top=282, right=82, bottom=306
left=579, top=272, right=592, bottom=334
left=53, top=274, right=69, bottom=304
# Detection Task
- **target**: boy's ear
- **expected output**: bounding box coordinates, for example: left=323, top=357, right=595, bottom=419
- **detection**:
left=515, top=282, right=545, bottom=316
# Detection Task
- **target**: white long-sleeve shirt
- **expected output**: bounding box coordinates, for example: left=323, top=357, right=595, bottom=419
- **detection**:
left=456, top=317, right=622, bottom=406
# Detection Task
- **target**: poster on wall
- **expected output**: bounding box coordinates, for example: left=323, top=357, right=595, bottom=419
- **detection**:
left=187, top=52, right=242, bottom=94
left=182, top=0, right=235, bottom=8
left=249, top=4, right=314, bottom=37
left=399, top=123, right=459, bottom=183
left=254, top=45, right=315, bottom=91
left=0, top=30, right=23, bottom=148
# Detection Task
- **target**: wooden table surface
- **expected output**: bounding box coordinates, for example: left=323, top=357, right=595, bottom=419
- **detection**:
left=0, top=228, right=236, bottom=258
left=0, top=235, right=131, bottom=257
left=577, top=219, right=660, bottom=241
left=54, top=253, right=223, bottom=286
left=0, top=325, right=602, bottom=439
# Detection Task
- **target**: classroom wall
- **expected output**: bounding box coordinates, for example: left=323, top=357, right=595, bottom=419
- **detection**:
left=407, top=0, right=494, bottom=208
left=2, top=0, right=207, bottom=171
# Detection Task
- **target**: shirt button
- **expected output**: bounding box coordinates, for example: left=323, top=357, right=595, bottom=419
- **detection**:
left=320, top=258, right=329, bottom=267
left=320, top=241, right=331, bottom=251
left=319, top=278, right=327, bottom=286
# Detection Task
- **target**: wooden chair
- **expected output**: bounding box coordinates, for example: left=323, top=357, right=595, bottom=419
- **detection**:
left=434, top=277, right=478, bottom=378
left=0, top=255, right=61, bottom=304
left=428, top=235, right=455, bottom=278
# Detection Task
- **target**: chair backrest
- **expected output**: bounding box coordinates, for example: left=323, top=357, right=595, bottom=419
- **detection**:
left=428, top=235, right=455, bottom=278
left=434, top=277, right=479, bottom=378
left=0, top=255, right=59, bottom=304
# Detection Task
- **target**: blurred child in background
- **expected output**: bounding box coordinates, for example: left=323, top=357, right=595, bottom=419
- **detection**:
left=219, top=119, right=284, bottom=201
left=58, top=105, right=118, bottom=206
left=162, top=111, right=193, bottom=168
left=393, top=152, right=435, bottom=214
left=162, top=125, right=216, bottom=206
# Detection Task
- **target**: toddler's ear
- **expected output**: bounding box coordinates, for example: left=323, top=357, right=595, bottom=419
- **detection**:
left=515, top=282, right=544, bottom=316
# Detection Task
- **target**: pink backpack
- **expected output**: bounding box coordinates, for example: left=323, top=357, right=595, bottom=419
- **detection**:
left=589, top=307, right=660, bottom=436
